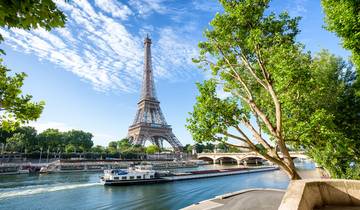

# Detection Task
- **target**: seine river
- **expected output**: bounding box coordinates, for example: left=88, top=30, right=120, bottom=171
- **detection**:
left=0, top=162, right=314, bottom=210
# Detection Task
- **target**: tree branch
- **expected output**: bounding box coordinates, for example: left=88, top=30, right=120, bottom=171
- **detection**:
left=223, top=142, right=250, bottom=149
left=254, top=45, right=282, bottom=138
left=223, top=131, right=247, bottom=143
left=242, top=119, right=273, bottom=151
left=254, top=45, right=270, bottom=81
left=211, top=38, right=253, bottom=100
left=238, top=52, right=268, bottom=90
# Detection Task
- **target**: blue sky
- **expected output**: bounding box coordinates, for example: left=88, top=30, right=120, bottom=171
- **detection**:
left=0, top=0, right=350, bottom=146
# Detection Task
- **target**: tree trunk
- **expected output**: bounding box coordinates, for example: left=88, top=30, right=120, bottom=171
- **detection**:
left=261, top=151, right=302, bottom=180
left=291, top=170, right=302, bottom=180
left=280, top=161, right=302, bottom=180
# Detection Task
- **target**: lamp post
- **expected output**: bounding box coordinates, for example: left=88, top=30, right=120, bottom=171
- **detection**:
left=39, top=147, right=43, bottom=163
left=57, top=147, right=60, bottom=160
left=46, top=147, right=50, bottom=163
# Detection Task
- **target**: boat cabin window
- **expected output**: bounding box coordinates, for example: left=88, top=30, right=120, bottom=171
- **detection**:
left=136, top=176, right=141, bottom=179
left=122, top=177, right=127, bottom=180
left=150, top=175, right=154, bottom=178
left=114, top=177, right=119, bottom=180
left=129, top=176, right=134, bottom=180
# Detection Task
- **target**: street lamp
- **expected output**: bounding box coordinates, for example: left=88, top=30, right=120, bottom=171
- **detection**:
left=39, top=147, right=43, bottom=163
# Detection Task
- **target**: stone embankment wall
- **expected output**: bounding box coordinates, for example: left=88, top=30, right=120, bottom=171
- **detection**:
left=45, top=160, right=198, bottom=172
left=0, top=159, right=198, bottom=174
left=278, top=179, right=360, bottom=210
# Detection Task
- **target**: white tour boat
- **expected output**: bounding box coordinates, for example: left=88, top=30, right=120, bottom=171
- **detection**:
left=101, top=165, right=167, bottom=186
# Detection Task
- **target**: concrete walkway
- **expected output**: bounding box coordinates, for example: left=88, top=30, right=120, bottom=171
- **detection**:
left=182, top=167, right=329, bottom=210
left=181, top=189, right=285, bottom=210
left=315, top=206, right=360, bottom=210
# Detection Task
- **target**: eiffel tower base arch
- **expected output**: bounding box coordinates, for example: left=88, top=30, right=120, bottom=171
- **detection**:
left=128, top=125, right=182, bottom=152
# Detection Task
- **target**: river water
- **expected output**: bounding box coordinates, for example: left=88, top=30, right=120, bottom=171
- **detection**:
left=0, top=161, right=315, bottom=210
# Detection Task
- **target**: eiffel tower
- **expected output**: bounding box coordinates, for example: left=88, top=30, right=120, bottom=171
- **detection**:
left=127, top=36, right=183, bottom=151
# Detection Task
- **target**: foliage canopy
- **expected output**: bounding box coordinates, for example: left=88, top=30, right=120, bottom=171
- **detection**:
left=187, top=0, right=360, bottom=179
left=0, top=0, right=66, bottom=130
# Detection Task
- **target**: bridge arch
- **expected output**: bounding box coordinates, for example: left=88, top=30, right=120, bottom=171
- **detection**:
left=196, top=151, right=309, bottom=166
left=198, top=156, right=215, bottom=164
left=237, top=154, right=265, bottom=162
left=214, top=156, right=239, bottom=164
left=237, top=155, right=267, bottom=165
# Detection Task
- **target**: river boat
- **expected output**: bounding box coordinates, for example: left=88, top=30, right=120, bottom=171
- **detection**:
left=101, top=165, right=279, bottom=186
left=100, top=165, right=167, bottom=186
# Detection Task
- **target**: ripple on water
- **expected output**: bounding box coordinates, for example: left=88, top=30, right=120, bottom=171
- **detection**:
left=0, top=182, right=102, bottom=200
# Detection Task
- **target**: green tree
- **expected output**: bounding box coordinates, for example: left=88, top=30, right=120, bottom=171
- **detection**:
left=15, top=126, right=38, bottom=152
left=193, top=143, right=204, bottom=153
left=311, top=51, right=360, bottom=145
left=37, top=128, right=63, bottom=152
left=107, top=141, right=118, bottom=154
left=6, top=133, right=26, bottom=152
left=117, top=138, right=131, bottom=152
left=65, top=130, right=93, bottom=152
left=124, top=144, right=145, bottom=154
left=0, top=126, right=13, bottom=144
left=0, top=0, right=67, bottom=130
left=0, top=0, right=66, bottom=47
left=146, top=145, right=160, bottom=154
left=288, top=51, right=360, bottom=179
left=203, top=143, right=215, bottom=153
left=183, top=144, right=193, bottom=154
left=188, top=0, right=360, bottom=180
left=322, top=0, right=360, bottom=70
left=216, top=142, right=228, bottom=152
left=65, top=144, right=76, bottom=153
left=0, top=64, right=45, bottom=130
left=91, top=145, right=105, bottom=153
left=187, top=0, right=312, bottom=180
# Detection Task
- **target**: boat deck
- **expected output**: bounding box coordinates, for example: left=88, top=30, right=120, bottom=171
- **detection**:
left=103, top=167, right=279, bottom=186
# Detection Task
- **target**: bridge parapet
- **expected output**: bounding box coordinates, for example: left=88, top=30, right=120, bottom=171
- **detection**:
left=197, top=151, right=309, bottom=164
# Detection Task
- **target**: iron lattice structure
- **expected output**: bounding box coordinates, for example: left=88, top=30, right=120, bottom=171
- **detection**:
left=127, top=36, right=183, bottom=151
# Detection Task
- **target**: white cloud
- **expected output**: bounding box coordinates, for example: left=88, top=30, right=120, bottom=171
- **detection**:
left=153, top=27, right=199, bottom=81
left=28, top=121, right=73, bottom=133
left=129, top=0, right=168, bottom=17
left=2, top=0, right=199, bottom=94
left=192, top=0, right=221, bottom=12
left=94, top=0, right=133, bottom=20
left=288, top=0, right=308, bottom=17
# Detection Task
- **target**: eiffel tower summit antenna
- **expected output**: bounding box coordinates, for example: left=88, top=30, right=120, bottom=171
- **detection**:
left=127, top=36, right=183, bottom=151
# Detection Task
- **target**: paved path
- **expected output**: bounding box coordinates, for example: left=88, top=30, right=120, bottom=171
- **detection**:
left=315, top=206, right=360, bottom=210
left=182, top=189, right=285, bottom=210
left=182, top=167, right=329, bottom=210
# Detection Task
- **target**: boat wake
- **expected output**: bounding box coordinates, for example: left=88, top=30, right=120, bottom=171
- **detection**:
left=0, top=182, right=101, bottom=200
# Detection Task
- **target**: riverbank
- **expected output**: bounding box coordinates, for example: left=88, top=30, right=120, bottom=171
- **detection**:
left=182, top=162, right=326, bottom=210
left=182, top=188, right=285, bottom=210
left=0, top=159, right=201, bottom=175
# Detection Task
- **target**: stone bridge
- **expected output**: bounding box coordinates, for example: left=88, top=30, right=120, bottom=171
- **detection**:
left=197, top=151, right=309, bottom=165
